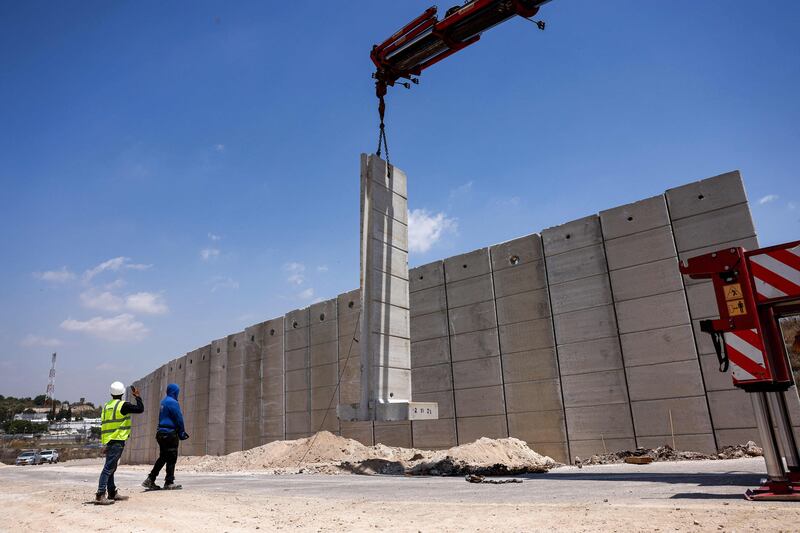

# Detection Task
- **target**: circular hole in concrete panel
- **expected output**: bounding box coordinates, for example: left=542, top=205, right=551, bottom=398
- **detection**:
left=419, top=275, right=424, bottom=280
left=348, top=301, right=354, bottom=309
left=319, top=313, right=325, bottom=322
left=565, top=234, right=571, bottom=239
left=462, top=264, right=467, bottom=269
left=627, top=216, right=634, bottom=222
left=292, top=321, right=298, bottom=329
left=698, top=194, right=705, bottom=200
left=270, top=329, right=275, bottom=336
left=389, top=392, right=394, bottom=398
left=509, top=255, right=520, bottom=266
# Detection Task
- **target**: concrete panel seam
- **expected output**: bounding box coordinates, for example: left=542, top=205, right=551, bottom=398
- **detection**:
left=486, top=248, right=511, bottom=439
left=540, top=238, right=572, bottom=463
left=664, top=191, right=720, bottom=452
left=598, top=214, right=639, bottom=446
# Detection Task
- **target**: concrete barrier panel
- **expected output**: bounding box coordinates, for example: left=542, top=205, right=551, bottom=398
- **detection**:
left=666, top=172, right=758, bottom=448
left=260, top=317, right=285, bottom=444
left=373, top=421, right=412, bottom=447
left=337, top=291, right=361, bottom=407
left=409, top=261, right=458, bottom=447
left=224, top=332, right=245, bottom=454
left=206, top=337, right=228, bottom=456
left=340, top=420, right=374, bottom=445
left=446, top=248, right=507, bottom=441
left=602, top=194, right=715, bottom=452
left=187, top=345, right=211, bottom=456
left=285, top=308, right=311, bottom=439
left=545, top=216, right=634, bottom=460
left=243, top=323, right=264, bottom=450
left=412, top=418, right=458, bottom=449
left=310, top=299, right=339, bottom=435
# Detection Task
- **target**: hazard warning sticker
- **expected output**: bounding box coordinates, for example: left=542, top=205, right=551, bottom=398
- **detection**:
left=724, top=283, right=743, bottom=301
left=727, top=299, right=747, bottom=316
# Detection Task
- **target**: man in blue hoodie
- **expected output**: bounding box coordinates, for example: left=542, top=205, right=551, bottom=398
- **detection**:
left=142, top=383, right=189, bottom=490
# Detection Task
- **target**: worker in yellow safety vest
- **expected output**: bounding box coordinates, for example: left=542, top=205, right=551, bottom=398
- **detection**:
left=95, top=381, right=144, bottom=505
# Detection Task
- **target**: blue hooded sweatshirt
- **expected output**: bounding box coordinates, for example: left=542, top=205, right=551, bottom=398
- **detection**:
left=158, top=383, right=186, bottom=437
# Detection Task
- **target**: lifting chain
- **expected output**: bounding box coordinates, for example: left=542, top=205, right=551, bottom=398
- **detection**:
left=375, top=92, right=390, bottom=165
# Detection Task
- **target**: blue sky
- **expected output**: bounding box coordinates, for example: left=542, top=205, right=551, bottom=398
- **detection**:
left=1, top=1, right=798, bottom=404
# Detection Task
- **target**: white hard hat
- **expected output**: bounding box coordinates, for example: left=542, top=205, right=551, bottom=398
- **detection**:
left=110, top=381, right=125, bottom=396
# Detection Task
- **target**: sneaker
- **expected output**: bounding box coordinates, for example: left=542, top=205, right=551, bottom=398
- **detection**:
left=108, top=490, right=129, bottom=501
left=163, top=483, right=182, bottom=490
left=141, top=477, right=161, bottom=490
left=95, top=493, right=114, bottom=505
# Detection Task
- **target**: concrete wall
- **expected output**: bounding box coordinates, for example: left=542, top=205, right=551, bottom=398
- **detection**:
left=206, top=338, right=227, bottom=456
left=129, top=169, right=776, bottom=464
left=543, top=216, right=636, bottom=460
left=225, top=333, right=245, bottom=454
left=410, top=261, right=458, bottom=449
left=492, top=234, right=569, bottom=462
left=601, top=195, right=715, bottom=453
left=445, top=247, right=509, bottom=443
left=260, top=317, right=285, bottom=444
left=285, top=308, right=311, bottom=440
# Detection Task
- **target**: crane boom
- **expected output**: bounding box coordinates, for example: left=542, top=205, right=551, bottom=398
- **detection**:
left=370, top=1, right=552, bottom=156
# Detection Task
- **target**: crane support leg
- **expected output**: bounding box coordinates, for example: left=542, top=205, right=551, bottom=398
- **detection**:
left=746, top=392, right=800, bottom=500
left=770, top=391, right=800, bottom=478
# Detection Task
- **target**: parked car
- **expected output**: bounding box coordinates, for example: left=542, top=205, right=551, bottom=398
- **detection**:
left=39, top=449, right=59, bottom=463
left=15, top=451, right=42, bottom=466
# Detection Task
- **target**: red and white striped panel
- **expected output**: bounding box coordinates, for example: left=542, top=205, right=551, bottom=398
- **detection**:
left=724, top=328, right=768, bottom=382
left=749, top=244, right=800, bottom=301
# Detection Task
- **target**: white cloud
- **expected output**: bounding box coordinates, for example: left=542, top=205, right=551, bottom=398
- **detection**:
left=759, top=194, right=779, bottom=205
left=284, top=262, right=306, bottom=285
left=81, top=289, right=124, bottom=312
left=60, top=314, right=148, bottom=342
left=208, top=232, right=222, bottom=241
left=449, top=181, right=473, bottom=199
left=209, top=276, right=239, bottom=292
left=33, top=267, right=75, bottom=283
left=125, top=292, right=168, bottom=315
left=84, top=257, right=152, bottom=281
left=408, top=209, right=458, bottom=253
left=20, top=334, right=63, bottom=348
left=317, top=265, right=329, bottom=273
left=105, top=279, right=126, bottom=290
left=298, top=287, right=314, bottom=300
left=200, top=248, right=220, bottom=261
left=214, top=144, right=225, bottom=152
left=789, top=202, right=797, bottom=211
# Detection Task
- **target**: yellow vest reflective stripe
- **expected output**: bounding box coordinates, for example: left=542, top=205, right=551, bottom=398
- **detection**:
left=101, top=399, right=131, bottom=444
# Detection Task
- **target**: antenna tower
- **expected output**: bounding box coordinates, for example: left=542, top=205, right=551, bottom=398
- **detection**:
left=46, top=352, right=57, bottom=415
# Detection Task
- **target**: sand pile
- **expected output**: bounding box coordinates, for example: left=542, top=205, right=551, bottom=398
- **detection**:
left=180, top=431, right=557, bottom=476
left=574, top=441, right=763, bottom=467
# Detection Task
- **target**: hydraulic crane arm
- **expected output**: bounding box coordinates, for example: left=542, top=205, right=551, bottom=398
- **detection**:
left=370, top=0, right=552, bottom=157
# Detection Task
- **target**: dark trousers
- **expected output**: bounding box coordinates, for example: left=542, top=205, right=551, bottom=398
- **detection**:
left=97, top=441, right=125, bottom=495
left=148, top=431, right=179, bottom=484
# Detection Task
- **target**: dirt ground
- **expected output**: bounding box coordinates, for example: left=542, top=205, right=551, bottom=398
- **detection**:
left=2, top=458, right=800, bottom=532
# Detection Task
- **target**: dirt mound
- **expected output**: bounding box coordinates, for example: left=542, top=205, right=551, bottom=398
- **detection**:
left=181, top=432, right=556, bottom=476
left=573, top=441, right=763, bottom=467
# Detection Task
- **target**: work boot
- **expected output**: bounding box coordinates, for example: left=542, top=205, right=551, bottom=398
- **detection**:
left=163, top=482, right=182, bottom=490
left=108, top=490, right=129, bottom=501
left=142, top=477, right=160, bottom=490
left=95, top=492, right=114, bottom=505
